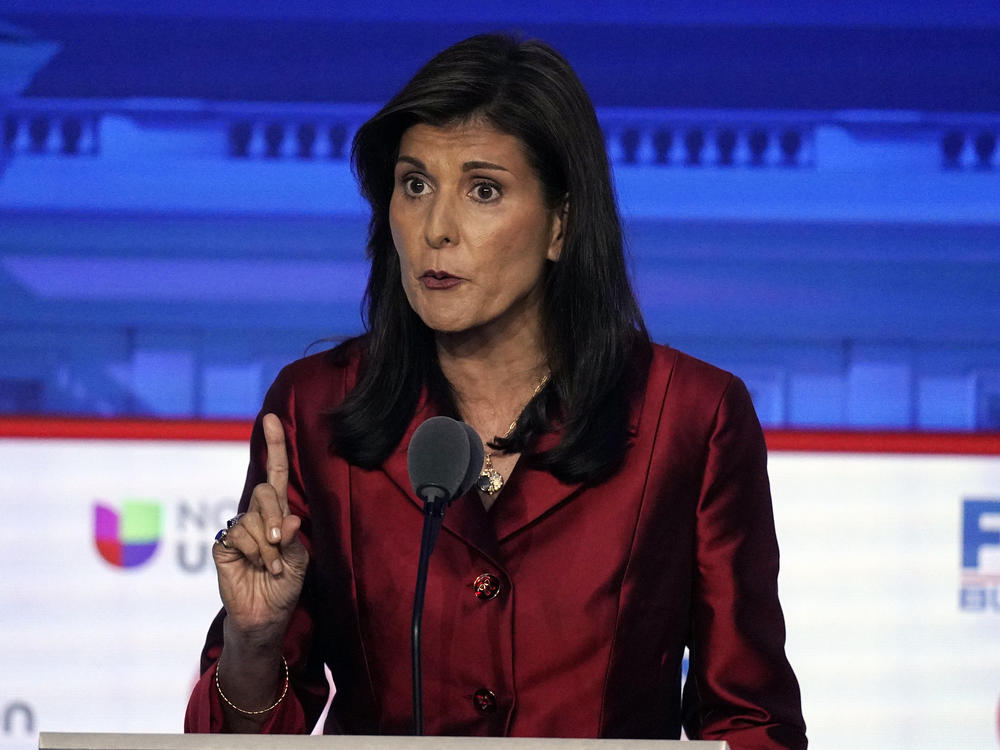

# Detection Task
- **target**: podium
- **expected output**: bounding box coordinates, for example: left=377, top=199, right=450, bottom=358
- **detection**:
left=39, top=733, right=728, bottom=750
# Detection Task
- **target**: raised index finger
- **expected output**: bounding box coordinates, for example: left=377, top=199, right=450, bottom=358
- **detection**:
left=262, top=412, right=290, bottom=516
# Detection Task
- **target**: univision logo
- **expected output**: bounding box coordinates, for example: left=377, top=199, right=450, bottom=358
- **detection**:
left=94, top=500, right=162, bottom=568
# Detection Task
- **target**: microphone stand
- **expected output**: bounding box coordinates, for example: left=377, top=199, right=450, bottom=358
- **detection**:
left=412, top=488, right=447, bottom=736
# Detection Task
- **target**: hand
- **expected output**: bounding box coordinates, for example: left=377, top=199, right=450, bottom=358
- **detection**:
left=214, top=413, right=309, bottom=649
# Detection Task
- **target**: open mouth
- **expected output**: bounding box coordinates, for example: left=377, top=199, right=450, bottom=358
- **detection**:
left=420, top=270, right=462, bottom=289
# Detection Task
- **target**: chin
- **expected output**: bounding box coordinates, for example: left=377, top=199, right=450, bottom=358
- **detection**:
left=424, top=320, right=475, bottom=336
left=420, top=312, right=491, bottom=338
left=413, top=306, right=480, bottom=336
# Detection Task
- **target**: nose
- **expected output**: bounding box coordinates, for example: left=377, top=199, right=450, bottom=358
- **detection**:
left=424, top=193, right=459, bottom=249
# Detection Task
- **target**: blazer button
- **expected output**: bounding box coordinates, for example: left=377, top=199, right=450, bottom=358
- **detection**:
left=472, top=573, right=501, bottom=601
left=473, top=687, right=497, bottom=713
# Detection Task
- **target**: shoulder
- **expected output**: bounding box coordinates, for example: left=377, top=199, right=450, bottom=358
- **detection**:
left=641, top=343, right=759, bottom=447
left=648, top=342, right=742, bottom=405
left=264, top=336, right=365, bottom=417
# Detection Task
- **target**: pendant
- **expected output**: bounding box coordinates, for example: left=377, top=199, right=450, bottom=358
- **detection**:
left=478, top=454, right=504, bottom=494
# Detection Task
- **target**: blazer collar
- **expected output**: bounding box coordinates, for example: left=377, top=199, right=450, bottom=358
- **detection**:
left=381, top=395, right=505, bottom=565
left=487, top=427, right=582, bottom=543
left=380, top=361, right=654, bottom=557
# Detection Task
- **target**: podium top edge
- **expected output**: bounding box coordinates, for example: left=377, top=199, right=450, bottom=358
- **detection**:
left=38, top=732, right=728, bottom=750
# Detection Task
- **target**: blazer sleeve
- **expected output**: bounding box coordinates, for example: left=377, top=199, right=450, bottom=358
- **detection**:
left=682, top=375, right=807, bottom=749
left=184, top=366, right=331, bottom=734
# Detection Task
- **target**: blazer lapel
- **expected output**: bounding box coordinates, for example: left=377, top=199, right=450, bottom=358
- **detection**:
left=490, top=347, right=666, bottom=543
left=379, top=345, right=668, bottom=557
left=440, top=491, right=504, bottom=566
left=380, top=397, right=504, bottom=566
left=490, top=444, right=584, bottom=543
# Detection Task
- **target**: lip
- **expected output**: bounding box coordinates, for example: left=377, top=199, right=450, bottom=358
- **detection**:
left=420, top=270, right=463, bottom=290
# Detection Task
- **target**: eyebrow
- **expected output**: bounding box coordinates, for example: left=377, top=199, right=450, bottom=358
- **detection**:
left=396, top=155, right=511, bottom=174
left=462, top=160, right=510, bottom=173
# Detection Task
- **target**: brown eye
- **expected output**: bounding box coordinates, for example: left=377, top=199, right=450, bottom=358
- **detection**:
left=471, top=181, right=500, bottom=202
left=405, top=177, right=427, bottom=196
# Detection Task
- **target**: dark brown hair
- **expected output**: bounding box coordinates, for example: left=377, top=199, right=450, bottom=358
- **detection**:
left=330, top=33, right=649, bottom=484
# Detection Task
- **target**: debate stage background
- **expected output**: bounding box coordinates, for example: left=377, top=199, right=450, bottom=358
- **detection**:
left=1, top=2, right=999, bottom=749
left=1, top=423, right=998, bottom=749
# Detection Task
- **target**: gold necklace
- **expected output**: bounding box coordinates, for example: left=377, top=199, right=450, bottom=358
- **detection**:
left=477, top=373, right=550, bottom=495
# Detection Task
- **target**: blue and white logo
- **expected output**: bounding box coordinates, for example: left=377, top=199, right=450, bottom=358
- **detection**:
left=960, top=498, right=1000, bottom=612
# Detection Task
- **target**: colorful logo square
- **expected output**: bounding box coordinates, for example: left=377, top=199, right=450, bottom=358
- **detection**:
left=94, top=500, right=162, bottom=568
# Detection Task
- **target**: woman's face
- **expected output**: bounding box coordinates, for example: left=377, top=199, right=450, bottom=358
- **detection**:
left=389, top=120, right=564, bottom=339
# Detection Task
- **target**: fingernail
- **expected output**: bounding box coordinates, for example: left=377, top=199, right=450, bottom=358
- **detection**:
left=270, top=527, right=281, bottom=541
left=271, top=559, right=283, bottom=575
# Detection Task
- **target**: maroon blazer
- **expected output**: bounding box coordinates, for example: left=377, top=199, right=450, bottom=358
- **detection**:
left=186, top=342, right=806, bottom=748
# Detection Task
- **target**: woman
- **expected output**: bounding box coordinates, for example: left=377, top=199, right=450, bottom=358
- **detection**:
left=186, top=33, right=807, bottom=748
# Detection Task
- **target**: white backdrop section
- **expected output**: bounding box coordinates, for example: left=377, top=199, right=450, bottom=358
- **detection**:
left=1, top=438, right=998, bottom=749
left=770, top=453, right=1000, bottom=750
left=0, top=439, right=248, bottom=750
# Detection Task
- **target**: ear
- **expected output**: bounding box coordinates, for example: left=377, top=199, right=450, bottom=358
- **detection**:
left=546, top=200, right=568, bottom=262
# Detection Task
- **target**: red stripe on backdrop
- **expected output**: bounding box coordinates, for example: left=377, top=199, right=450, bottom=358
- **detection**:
left=0, top=417, right=999, bottom=454
left=0, top=416, right=251, bottom=441
left=765, top=429, right=1000, bottom=455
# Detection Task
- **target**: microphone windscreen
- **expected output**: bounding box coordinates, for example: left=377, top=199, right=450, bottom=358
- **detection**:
left=458, top=422, right=485, bottom=497
left=407, top=416, right=473, bottom=502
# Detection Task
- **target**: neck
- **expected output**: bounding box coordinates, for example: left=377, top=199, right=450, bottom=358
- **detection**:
left=435, top=318, right=549, bottom=440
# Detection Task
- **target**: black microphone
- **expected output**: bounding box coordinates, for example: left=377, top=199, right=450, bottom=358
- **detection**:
left=407, top=416, right=483, bottom=510
left=406, top=417, right=484, bottom=735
